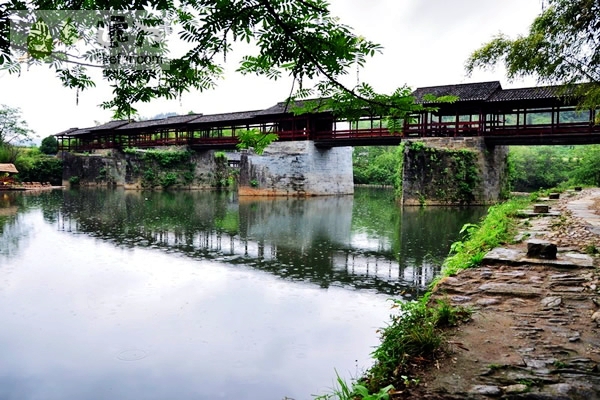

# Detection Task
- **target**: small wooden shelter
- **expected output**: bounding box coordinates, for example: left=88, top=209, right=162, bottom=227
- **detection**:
left=0, top=163, right=18, bottom=186
left=0, top=164, right=18, bottom=174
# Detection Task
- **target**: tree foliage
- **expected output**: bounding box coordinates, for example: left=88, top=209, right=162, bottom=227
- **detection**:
left=466, top=0, right=600, bottom=107
left=0, top=0, right=394, bottom=119
left=353, top=146, right=402, bottom=187
left=0, top=104, right=34, bottom=145
left=508, top=145, right=600, bottom=190
left=236, top=129, right=278, bottom=155
left=0, top=1, right=457, bottom=124
left=509, top=146, right=575, bottom=191
left=40, top=135, right=58, bottom=155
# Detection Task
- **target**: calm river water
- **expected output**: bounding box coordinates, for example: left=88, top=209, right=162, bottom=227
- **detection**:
left=0, top=188, right=485, bottom=400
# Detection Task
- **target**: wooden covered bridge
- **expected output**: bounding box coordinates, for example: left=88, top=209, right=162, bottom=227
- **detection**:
left=55, top=81, right=600, bottom=152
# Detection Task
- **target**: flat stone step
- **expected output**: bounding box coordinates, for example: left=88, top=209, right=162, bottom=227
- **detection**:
left=483, top=247, right=594, bottom=268
left=478, top=282, right=542, bottom=297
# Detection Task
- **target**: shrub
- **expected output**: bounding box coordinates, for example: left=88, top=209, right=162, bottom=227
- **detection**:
left=39, top=136, right=58, bottom=155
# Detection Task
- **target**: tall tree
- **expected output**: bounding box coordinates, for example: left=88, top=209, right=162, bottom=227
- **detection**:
left=466, top=0, right=600, bottom=108
left=0, top=104, right=34, bottom=146
left=0, top=0, right=430, bottom=122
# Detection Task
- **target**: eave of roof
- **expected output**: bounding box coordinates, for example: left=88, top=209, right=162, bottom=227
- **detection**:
left=0, top=163, right=19, bottom=174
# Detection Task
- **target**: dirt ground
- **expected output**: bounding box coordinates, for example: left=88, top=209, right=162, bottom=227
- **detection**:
left=396, top=189, right=600, bottom=399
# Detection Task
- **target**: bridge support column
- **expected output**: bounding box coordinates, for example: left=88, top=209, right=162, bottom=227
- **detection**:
left=401, top=137, right=509, bottom=205
left=239, top=141, right=354, bottom=196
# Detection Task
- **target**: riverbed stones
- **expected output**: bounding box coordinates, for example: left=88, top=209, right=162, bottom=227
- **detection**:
left=541, top=296, right=562, bottom=308
left=478, top=283, right=542, bottom=297
left=503, top=383, right=529, bottom=394
left=526, top=239, right=558, bottom=259
left=451, top=295, right=472, bottom=303
left=476, top=297, right=501, bottom=306
left=469, top=385, right=501, bottom=396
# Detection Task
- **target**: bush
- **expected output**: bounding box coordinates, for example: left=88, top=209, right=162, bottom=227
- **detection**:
left=16, top=156, right=63, bottom=185
left=39, top=136, right=58, bottom=155
left=159, top=172, right=178, bottom=188
left=364, top=298, right=470, bottom=392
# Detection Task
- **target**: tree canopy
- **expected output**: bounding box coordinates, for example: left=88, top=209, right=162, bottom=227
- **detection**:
left=0, top=0, right=433, bottom=122
left=0, top=104, right=34, bottom=146
left=466, top=0, right=600, bottom=108
left=40, top=135, right=59, bottom=154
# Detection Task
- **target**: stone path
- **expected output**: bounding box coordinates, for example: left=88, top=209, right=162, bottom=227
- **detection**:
left=405, top=189, right=600, bottom=399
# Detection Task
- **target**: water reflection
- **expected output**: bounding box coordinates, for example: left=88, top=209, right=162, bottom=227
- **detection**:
left=54, top=188, right=486, bottom=295
left=0, top=188, right=487, bottom=400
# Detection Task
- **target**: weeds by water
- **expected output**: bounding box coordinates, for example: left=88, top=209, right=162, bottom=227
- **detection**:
left=313, top=371, right=394, bottom=400
left=361, top=298, right=471, bottom=393
left=441, top=197, right=527, bottom=278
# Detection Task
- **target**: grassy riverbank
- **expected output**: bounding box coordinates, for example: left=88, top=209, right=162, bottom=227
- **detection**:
left=316, top=196, right=530, bottom=399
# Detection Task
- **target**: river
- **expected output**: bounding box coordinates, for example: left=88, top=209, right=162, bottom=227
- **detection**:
left=0, top=188, right=485, bottom=399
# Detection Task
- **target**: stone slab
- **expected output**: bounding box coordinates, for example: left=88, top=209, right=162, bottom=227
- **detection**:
left=479, top=282, right=542, bottom=297
left=516, top=210, right=561, bottom=218
left=483, top=247, right=594, bottom=268
left=526, top=239, right=558, bottom=259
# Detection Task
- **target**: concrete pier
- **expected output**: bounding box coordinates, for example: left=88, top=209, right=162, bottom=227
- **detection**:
left=238, top=141, right=354, bottom=196
left=401, top=137, right=509, bottom=205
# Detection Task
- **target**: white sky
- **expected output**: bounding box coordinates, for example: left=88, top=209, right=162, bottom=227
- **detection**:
left=0, top=0, right=543, bottom=140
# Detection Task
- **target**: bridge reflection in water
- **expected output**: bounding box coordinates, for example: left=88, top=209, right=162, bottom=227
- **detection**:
left=56, top=188, right=486, bottom=296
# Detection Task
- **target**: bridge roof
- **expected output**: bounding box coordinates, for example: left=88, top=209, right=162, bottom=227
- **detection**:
left=187, top=110, right=262, bottom=125
left=116, top=114, right=203, bottom=130
left=87, top=120, right=130, bottom=131
left=257, top=99, right=330, bottom=116
left=412, top=81, right=501, bottom=103
left=487, top=85, right=567, bottom=102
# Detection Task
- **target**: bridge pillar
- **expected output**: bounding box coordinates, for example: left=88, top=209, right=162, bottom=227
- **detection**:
left=401, top=137, right=509, bottom=205
left=239, top=141, right=354, bottom=196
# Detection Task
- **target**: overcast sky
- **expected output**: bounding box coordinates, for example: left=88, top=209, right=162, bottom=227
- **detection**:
left=0, top=0, right=543, bottom=140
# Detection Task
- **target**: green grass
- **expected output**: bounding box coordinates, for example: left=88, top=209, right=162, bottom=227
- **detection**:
left=313, top=371, right=394, bottom=400
left=441, top=197, right=528, bottom=278
left=361, top=298, right=470, bottom=393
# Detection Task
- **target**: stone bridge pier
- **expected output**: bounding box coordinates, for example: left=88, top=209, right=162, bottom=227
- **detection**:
left=238, top=141, right=354, bottom=196
left=401, top=137, right=510, bottom=205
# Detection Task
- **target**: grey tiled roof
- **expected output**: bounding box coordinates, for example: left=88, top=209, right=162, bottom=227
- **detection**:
left=56, top=128, right=92, bottom=137
left=117, top=114, right=203, bottom=130
left=487, top=85, right=569, bottom=102
left=87, top=120, right=130, bottom=131
left=54, top=127, right=80, bottom=136
left=186, top=110, right=261, bottom=125
left=257, top=99, right=330, bottom=116
left=412, top=81, right=502, bottom=103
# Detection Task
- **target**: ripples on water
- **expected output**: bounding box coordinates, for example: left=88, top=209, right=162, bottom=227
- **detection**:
left=0, top=188, right=485, bottom=400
